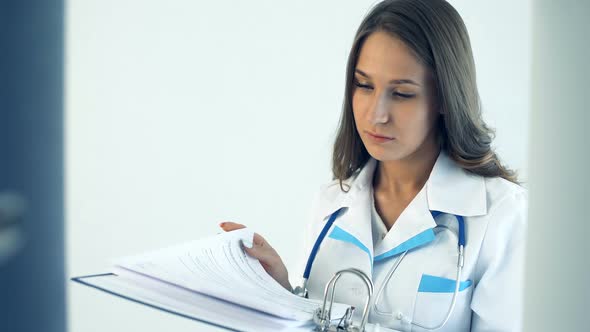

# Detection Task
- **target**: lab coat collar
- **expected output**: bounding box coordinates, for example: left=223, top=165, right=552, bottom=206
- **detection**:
left=426, top=150, right=488, bottom=217
left=318, top=150, right=487, bottom=221
left=317, top=150, right=487, bottom=261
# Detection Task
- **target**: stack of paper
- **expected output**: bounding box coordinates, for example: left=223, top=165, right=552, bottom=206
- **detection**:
left=72, top=228, right=349, bottom=331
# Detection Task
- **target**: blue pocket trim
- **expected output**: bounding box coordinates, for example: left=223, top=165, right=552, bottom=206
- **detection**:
left=418, top=274, right=472, bottom=293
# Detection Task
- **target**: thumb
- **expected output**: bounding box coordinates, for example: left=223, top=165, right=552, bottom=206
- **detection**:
left=240, top=239, right=275, bottom=263
left=240, top=232, right=267, bottom=249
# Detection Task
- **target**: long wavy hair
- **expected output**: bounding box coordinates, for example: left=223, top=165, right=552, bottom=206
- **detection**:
left=332, top=0, right=518, bottom=191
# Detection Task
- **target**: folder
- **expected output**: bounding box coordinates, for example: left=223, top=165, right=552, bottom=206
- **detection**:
left=72, top=272, right=317, bottom=331
left=71, top=228, right=348, bottom=332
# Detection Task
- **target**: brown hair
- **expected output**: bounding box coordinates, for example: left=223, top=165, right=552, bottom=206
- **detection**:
left=332, top=0, right=519, bottom=191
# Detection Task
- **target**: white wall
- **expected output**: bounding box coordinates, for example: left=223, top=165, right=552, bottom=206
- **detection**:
left=66, top=1, right=531, bottom=331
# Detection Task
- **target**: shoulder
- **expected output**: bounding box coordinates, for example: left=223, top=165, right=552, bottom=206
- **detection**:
left=474, top=176, right=528, bottom=267
left=469, top=176, right=528, bottom=328
left=303, top=176, right=358, bottom=247
left=469, top=176, right=528, bottom=288
left=476, top=176, right=528, bottom=242
left=317, top=179, right=349, bottom=202
left=483, top=176, right=528, bottom=217
left=315, top=168, right=364, bottom=204
left=306, top=165, right=371, bottom=228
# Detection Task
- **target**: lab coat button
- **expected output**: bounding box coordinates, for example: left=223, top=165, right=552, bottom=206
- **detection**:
left=396, top=312, right=403, bottom=320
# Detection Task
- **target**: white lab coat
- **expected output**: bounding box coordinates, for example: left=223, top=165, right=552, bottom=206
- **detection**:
left=301, top=150, right=527, bottom=332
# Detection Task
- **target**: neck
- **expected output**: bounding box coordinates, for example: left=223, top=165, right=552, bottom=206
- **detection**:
left=373, top=141, right=440, bottom=196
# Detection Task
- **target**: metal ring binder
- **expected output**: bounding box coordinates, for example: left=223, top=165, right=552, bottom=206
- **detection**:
left=313, top=268, right=374, bottom=332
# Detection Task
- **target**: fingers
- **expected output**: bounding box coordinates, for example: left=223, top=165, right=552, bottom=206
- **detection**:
left=252, top=233, right=268, bottom=247
left=219, top=223, right=268, bottom=249
left=218, top=222, right=278, bottom=271
left=219, top=221, right=246, bottom=232
left=242, top=234, right=277, bottom=263
left=241, top=239, right=289, bottom=290
left=241, top=242, right=279, bottom=267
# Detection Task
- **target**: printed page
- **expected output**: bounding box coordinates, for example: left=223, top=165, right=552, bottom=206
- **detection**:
left=114, top=228, right=348, bottom=321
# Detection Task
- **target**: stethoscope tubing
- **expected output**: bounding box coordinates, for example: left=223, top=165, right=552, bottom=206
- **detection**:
left=300, top=207, right=466, bottom=330
left=303, top=207, right=345, bottom=280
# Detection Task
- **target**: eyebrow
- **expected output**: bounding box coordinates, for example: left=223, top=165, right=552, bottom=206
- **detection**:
left=354, top=69, right=421, bottom=86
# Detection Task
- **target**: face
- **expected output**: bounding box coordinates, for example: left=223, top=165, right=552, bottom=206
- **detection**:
left=352, top=31, right=440, bottom=163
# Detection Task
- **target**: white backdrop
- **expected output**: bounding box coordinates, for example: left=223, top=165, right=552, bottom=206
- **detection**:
left=66, top=1, right=531, bottom=331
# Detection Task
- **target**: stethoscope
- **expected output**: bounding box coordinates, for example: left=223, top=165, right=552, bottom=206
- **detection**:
left=293, top=207, right=466, bottom=331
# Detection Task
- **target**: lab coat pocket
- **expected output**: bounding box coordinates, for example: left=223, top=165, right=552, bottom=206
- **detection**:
left=411, top=274, right=473, bottom=332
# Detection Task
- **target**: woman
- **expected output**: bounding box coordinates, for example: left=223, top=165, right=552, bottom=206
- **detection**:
left=221, top=0, right=527, bottom=331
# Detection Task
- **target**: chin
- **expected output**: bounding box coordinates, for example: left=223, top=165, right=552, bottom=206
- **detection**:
left=366, top=146, right=409, bottom=162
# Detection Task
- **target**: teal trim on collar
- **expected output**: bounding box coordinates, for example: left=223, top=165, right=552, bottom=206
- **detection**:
left=418, top=274, right=473, bottom=293
left=373, top=229, right=435, bottom=262
left=328, top=225, right=373, bottom=270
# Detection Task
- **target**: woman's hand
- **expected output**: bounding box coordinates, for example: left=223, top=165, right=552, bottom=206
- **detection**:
left=219, top=221, right=293, bottom=292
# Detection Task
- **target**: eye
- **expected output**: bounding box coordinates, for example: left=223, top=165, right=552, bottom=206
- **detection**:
left=353, top=79, right=373, bottom=90
left=393, top=92, right=415, bottom=99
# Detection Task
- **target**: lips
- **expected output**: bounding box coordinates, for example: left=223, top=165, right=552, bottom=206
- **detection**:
left=365, top=131, right=395, bottom=144
left=366, top=131, right=394, bottom=140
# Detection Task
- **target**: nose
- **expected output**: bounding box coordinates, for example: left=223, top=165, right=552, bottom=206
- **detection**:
left=366, top=91, right=390, bottom=125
